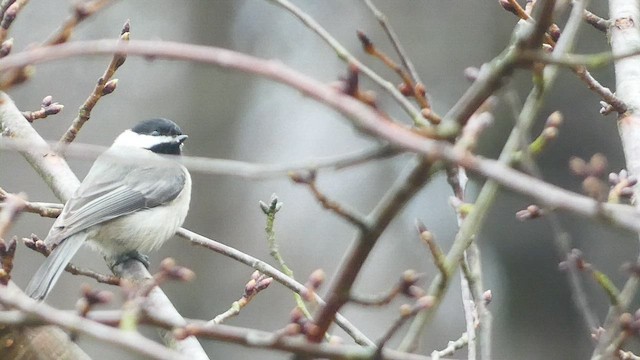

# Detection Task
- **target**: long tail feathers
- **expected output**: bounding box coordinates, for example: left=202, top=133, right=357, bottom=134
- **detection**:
left=25, top=234, right=86, bottom=300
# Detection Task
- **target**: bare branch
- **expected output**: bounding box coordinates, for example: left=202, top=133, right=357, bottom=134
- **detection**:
left=0, top=41, right=639, bottom=234
left=0, top=137, right=396, bottom=179
left=309, top=159, right=436, bottom=342
left=176, top=228, right=375, bottom=346
left=21, top=95, right=64, bottom=122
left=583, top=9, right=610, bottom=33
left=362, top=0, right=423, bottom=87
left=0, top=284, right=188, bottom=360
left=0, top=0, right=26, bottom=44
left=265, top=0, right=428, bottom=127
left=0, top=0, right=113, bottom=88
left=58, top=20, right=129, bottom=146
left=291, top=171, right=369, bottom=230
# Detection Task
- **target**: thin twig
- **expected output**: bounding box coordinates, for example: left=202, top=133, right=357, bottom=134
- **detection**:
left=58, top=20, right=129, bottom=146
left=509, top=103, right=601, bottom=334
left=432, top=332, right=469, bottom=359
left=21, top=95, right=64, bottom=122
left=446, top=153, right=479, bottom=360
left=451, top=99, right=496, bottom=359
left=0, top=0, right=26, bottom=44
left=23, top=234, right=121, bottom=286
left=264, top=0, right=428, bottom=127
left=176, top=227, right=375, bottom=346
left=0, top=137, right=396, bottom=179
left=356, top=30, right=436, bottom=122
left=401, top=0, right=582, bottom=352
left=0, top=0, right=113, bottom=88
left=374, top=297, right=433, bottom=356
left=291, top=171, right=369, bottom=230
left=260, top=194, right=318, bottom=327
left=309, top=158, right=436, bottom=342
left=350, top=270, right=422, bottom=306
left=45, top=0, right=114, bottom=45
left=209, top=272, right=272, bottom=325
left=172, top=319, right=430, bottom=360
left=583, top=9, right=610, bottom=33
left=362, top=0, right=422, bottom=87
left=573, top=65, right=627, bottom=114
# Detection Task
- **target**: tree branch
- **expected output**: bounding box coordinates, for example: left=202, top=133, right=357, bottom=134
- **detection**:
left=177, top=228, right=375, bottom=347
left=0, top=283, right=187, bottom=360
left=0, top=40, right=637, bottom=230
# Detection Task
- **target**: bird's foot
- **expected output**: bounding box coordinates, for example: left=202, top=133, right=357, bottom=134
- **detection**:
left=107, top=251, right=150, bottom=271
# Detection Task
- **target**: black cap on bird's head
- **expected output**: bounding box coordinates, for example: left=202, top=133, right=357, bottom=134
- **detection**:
left=132, top=118, right=185, bottom=137
left=115, top=118, right=188, bottom=155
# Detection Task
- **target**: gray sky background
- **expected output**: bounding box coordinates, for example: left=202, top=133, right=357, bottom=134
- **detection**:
left=1, top=2, right=628, bottom=359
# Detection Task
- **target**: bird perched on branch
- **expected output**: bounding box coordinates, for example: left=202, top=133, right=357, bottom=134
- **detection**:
left=26, top=118, right=191, bottom=300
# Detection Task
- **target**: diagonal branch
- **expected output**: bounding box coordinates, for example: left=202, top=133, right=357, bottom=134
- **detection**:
left=309, top=158, right=436, bottom=342
left=177, top=227, right=375, bottom=346
left=265, top=0, right=428, bottom=127
left=362, top=0, right=422, bottom=87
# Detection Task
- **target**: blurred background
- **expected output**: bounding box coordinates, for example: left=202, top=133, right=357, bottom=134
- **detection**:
left=1, top=1, right=633, bottom=359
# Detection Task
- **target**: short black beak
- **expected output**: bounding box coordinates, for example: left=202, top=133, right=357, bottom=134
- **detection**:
left=176, top=135, right=188, bottom=144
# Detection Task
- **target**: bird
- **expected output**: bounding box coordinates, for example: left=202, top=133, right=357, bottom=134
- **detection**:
left=25, top=118, right=192, bottom=300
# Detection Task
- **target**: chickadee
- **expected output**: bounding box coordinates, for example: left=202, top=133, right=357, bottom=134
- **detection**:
left=25, top=118, right=191, bottom=300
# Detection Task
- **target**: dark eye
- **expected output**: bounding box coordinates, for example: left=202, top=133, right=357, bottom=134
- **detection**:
left=151, top=130, right=160, bottom=136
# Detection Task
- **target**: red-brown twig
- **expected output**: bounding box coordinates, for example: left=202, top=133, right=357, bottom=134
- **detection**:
left=209, top=271, right=272, bottom=325
left=290, top=171, right=369, bottom=230
left=583, top=8, right=610, bottom=33
left=350, top=270, right=423, bottom=306
left=177, top=227, right=374, bottom=346
left=504, top=1, right=627, bottom=115
left=375, top=297, right=434, bottom=356
left=58, top=20, right=129, bottom=146
left=0, top=0, right=26, bottom=44
left=363, top=0, right=422, bottom=87
left=21, top=95, right=64, bottom=122
left=265, top=0, right=428, bottom=127
left=356, top=30, right=439, bottom=124
left=0, top=0, right=113, bottom=88
left=23, top=234, right=121, bottom=286
left=0, top=41, right=639, bottom=233
left=0, top=186, right=62, bottom=218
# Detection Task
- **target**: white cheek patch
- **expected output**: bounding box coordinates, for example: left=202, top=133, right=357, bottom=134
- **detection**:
left=113, top=130, right=176, bottom=149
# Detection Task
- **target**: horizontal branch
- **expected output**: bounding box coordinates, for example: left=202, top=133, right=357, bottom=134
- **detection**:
left=0, top=137, right=395, bottom=178
left=177, top=320, right=432, bottom=360
left=57, top=309, right=430, bottom=360
left=1, top=40, right=639, bottom=232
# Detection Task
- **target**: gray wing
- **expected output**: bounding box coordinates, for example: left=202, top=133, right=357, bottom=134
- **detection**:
left=46, top=148, right=186, bottom=247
